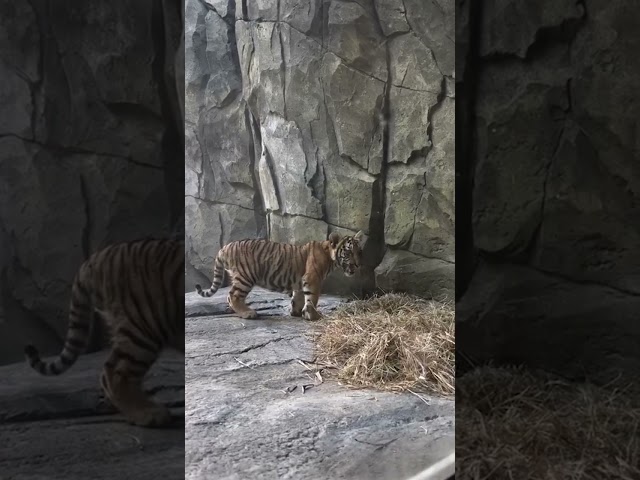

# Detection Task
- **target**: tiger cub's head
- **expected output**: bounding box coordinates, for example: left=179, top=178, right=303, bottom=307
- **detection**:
left=329, top=230, right=367, bottom=277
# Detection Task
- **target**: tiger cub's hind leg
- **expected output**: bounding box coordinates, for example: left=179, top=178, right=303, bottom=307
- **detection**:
left=227, top=275, right=258, bottom=319
left=100, top=326, right=171, bottom=427
left=290, top=290, right=304, bottom=317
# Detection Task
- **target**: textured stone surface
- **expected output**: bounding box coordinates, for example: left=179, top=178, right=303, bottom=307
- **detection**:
left=0, top=1, right=184, bottom=365
left=456, top=262, right=640, bottom=383
left=457, top=0, right=640, bottom=382
left=0, top=351, right=184, bottom=479
left=375, top=250, right=454, bottom=300
left=269, top=213, right=328, bottom=245
left=470, top=0, right=640, bottom=289
left=185, top=289, right=454, bottom=480
left=185, top=0, right=455, bottom=297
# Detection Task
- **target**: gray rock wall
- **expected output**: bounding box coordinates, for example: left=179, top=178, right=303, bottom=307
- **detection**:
left=0, top=0, right=184, bottom=365
left=457, top=1, right=640, bottom=382
left=185, top=0, right=455, bottom=298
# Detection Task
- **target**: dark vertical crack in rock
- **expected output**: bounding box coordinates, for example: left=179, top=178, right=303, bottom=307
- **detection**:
left=230, top=0, right=266, bottom=238
left=162, top=0, right=186, bottom=142
left=365, top=93, right=385, bottom=172
left=277, top=0, right=288, bottom=118
left=151, top=0, right=183, bottom=232
left=406, top=171, right=428, bottom=249
left=249, top=111, right=283, bottom=217
left=523, top=122, right=567, bottom=264
left=226, top=0, right=242, bottom=88
left=363, top=2, right=392, bottom=296
left=523, top=78, right=573, bottom=264
left=218, top=211, right=225, bottom=249
left=194, top=125, right=212, bottom=193
left=79, top=174, right=91, bottom=260
left=241, top=0, right=248, bottom=21
left=426, top=76, right=446, bottom=151
left=320, top=0, right=326, bottom=49
left=308, top=148, right=328, bottom=223
left=246, top=28, right=256, bottom=91
left=565, top=78, right=573, bottom=113
left=455, top=0, right=482, bottom=300
left=26, top=0, right=45, bottom=141
left=245, top=106, right=268, bottom=238
left=318, top=58, right=350, bottom=230
left=400, top=0, right=410, bottom=32
left=262, top=147, right=284, bottom=215
left=321, top=164, right=329, bottom=224
left=320, top=72, right=341, bottom=160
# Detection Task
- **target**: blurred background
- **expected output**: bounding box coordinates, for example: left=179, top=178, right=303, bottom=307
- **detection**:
left=0, top=0, right=184, bottom=365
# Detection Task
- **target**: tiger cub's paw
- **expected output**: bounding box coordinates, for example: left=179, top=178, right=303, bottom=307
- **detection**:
left=290, top=306, right=303, bottom=317
left=239, top=309, right=258, bottom=320
left=127, top=404, right=172, bottom=428
left=302, top=304, right=320, bottom=321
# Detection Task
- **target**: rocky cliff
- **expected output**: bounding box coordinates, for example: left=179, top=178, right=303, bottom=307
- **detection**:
left=185, top=0, right=455, bottom=298
left=0, top=0, right=184, bottom=365
left=457, top=0, right=640, bottom=382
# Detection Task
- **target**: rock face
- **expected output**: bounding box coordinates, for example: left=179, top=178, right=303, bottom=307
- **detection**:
left=184, top=0, right=455, bottom=299
left=0, top=2, right=184, bottom=366
left=185, top=288, right=454, bottom=480
left=457, top=1, right=640, bottom=382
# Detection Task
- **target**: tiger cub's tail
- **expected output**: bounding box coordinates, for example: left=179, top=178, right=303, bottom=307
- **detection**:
left=24, top=269, right=92, bottom=376
left=195, top=253, right=225, bottom=297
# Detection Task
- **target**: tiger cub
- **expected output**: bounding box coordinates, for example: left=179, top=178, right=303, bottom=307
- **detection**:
left=24, top=237, right=184, bottom=428
left=195, top=231, right=366, bottom=320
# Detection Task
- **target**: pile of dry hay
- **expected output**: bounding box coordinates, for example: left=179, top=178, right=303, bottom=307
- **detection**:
left=457, top=366, right=640, bottom=480
left=315, top=293, right=454, bottom=396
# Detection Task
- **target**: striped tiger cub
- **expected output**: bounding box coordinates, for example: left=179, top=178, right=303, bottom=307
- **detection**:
left=195, top=231, right=366, bottom=320
left=24, top=237, right=184, bottom=427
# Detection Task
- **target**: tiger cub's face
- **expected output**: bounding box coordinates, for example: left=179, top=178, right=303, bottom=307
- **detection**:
left=330, top=230, right=367, bottom=277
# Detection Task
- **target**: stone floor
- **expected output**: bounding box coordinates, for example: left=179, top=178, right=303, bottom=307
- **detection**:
left=0, top=287, right=454, bottom=480
left=0, top=350, right=184, bottom=480
left=185, top=288, right=455, bottom=480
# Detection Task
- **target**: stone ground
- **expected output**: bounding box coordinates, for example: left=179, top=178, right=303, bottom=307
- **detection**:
left=0, top=351, right=184, bottom=480
left=185, top=288, right=455, bottom=480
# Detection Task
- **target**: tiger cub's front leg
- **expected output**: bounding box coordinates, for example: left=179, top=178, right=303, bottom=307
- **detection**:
left=301, top=275, right=321, bottom=321
left=290, top=290, right=304, bottom=317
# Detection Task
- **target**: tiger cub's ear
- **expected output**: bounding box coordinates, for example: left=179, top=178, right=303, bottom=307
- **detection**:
left=328, top=232, right=341, bottom=248
left=353, top=230, right=368, bottom=248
